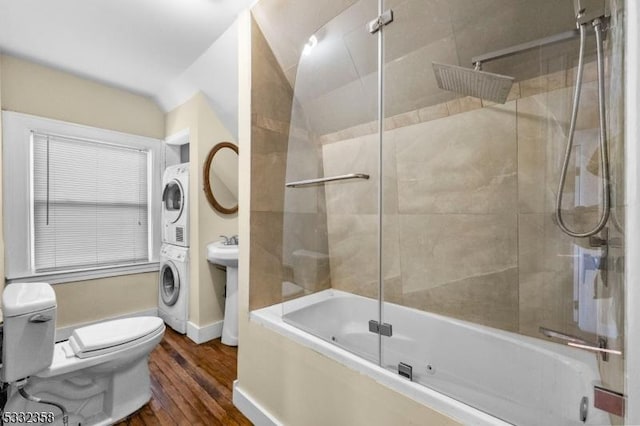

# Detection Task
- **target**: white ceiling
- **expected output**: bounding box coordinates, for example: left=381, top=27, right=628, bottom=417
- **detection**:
left=0, top=0, right=253, bottom=134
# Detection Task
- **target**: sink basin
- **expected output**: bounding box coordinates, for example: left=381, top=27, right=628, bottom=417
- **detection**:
left=206, top=241, right=238, bottom=267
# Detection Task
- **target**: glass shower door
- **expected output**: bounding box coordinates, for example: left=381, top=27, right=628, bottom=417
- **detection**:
left=281, top=0, right=383, bottom=365
left=379, top=0, right=625, bottom=424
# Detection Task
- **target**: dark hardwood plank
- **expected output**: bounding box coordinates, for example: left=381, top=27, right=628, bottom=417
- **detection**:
left=115, top=328, right=251, bottom=426
left=152, top=346, right=225, bottom=425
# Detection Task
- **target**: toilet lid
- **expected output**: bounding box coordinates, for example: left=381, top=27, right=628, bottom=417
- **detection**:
left=69, top=316, right=164, bottom=358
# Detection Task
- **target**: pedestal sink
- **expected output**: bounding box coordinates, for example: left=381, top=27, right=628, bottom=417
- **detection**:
left=207, top=241, right=238, bottom=346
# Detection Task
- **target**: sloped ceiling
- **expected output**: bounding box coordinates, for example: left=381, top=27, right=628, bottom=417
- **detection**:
left=0, top=0, right=253, bottom=136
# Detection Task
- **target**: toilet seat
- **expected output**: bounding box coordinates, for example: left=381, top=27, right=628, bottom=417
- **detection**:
left=69, top=317, right=164, bottom=359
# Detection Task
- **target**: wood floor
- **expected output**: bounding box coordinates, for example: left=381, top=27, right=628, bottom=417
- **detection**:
left=116, top=327, right=251, bottom=426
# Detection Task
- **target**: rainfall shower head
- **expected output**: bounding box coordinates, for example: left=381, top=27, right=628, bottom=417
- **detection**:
left=432, top=62, right=515, bottom=104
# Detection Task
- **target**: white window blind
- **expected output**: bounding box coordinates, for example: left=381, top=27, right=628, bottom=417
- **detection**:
left=32, top=132, right=150, bottom=272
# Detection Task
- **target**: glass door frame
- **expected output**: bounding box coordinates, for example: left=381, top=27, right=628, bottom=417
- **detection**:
left=624, top=1, right=640, bottom=423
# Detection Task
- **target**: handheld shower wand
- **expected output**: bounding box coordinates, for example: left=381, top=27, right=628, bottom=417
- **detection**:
left=555, top=16, right=610, bottom=238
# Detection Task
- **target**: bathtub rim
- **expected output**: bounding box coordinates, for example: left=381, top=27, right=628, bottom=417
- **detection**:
left=251, top=289, right=511, bottom=426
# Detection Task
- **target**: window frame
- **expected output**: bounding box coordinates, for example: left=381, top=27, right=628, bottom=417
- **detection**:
left=3, top=111, right=163, bottom=284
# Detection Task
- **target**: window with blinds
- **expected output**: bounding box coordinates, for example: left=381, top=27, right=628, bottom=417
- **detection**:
left=32, top=132, right=150, bottom=272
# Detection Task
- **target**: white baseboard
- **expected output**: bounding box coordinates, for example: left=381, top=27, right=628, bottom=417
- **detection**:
left=233, top=381, right=281, bottom=426
left=55, top=307, right=159, bottom=342
left=186, top=320, right=223, bottom=344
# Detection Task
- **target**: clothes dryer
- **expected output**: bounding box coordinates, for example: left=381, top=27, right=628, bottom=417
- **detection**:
left=162, top=164, right=189, bottom=247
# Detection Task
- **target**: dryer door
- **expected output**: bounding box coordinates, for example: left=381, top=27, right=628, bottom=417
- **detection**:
left=162, top=179, right=185, bottom=224
left=160, top=261, right=180, bottom=306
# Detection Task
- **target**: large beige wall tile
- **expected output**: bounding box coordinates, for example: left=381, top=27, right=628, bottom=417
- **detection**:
left=251, top=143, right=288, bottom=213
left=249, top=211, right=284, bottom=310
left=403, top=267, right=518, bottom=332
left=383, top=0, right=453, bottom=64
left=293, top=1, right=375, bottom=102
left=518, top=213, right=575, bottom=338
left=251, top=19, right=293, bottom=125
left=379, top=36, right=460, bottom=119
left=304, top=77, right=377, bottom=137
left=251, top=0, right=359, bottom=75
left=343, top=0, right=454, bottom=83
left=327, top=214, right=399, bottom=293
left=448, top=0, right=574, bottom=74
left=517, top=82, right=603, bottom=214
left=282, top=212, right=329, bottom=266
left=322, top=132, right=397, bottom=214
left=283, top=133, right=326, bottom=215
left=399, top=213, right=517, bottom=293
left=395, top=102, right=517, bottom=214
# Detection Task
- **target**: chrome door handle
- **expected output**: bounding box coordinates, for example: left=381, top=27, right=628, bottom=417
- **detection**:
left=29, top=314, right=53, bottom=323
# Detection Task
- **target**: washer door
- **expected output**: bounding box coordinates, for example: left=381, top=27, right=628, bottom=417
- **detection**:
left=162, top=179, right=185, bottom=224
left=161, top=262, right=180, bottom=306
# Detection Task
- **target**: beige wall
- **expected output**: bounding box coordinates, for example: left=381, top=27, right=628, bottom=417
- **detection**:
left=166, top=92, right=237, bottom=327
left=236, top=10, right=459, bottom=425
left=0, top=55, right=4, bottom=298
left=54, top=274, right=158, bottom=327
left=238, top=322, right=460, bottom=426
left=0, top=55, right=164, bottom=139
left=0, top=54, right=164, bottom=328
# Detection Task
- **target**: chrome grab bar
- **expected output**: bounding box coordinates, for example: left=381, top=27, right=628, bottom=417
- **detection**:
left=285, top=173, right=370, bottom=188
left=539, top=326, right=590, bottom=345
left=538, top=326, right=621, bottom=361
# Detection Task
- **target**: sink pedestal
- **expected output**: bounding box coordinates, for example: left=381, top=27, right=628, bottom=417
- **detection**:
left=206, top=240, right=239, bottom=347
left=221, top=266, right=238, bottom=346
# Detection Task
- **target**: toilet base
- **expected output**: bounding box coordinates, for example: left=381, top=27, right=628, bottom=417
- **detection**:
left=5, top=355, right=153, bottom=426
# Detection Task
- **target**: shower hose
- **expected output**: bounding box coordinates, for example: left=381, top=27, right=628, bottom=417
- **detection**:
left=555, top=18, right=610, bottom=238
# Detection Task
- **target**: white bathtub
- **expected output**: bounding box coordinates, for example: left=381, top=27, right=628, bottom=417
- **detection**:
left=252, top=289, right=610, bottom=426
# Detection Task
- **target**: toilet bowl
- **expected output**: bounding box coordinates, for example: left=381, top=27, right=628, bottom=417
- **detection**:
left=1, top=283, right=165, bottom=426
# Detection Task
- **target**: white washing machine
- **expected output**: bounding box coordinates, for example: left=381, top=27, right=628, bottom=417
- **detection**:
left=162, top=164, right=189, bottom=247
left=158, top=244, right=189, bottom=333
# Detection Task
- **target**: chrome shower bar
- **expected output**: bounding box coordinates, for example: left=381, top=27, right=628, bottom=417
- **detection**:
left=285, top=173, right=369, bottom=188
left=471, top=29, right=582, bottom=65
left=539, top=326, right=592, bottom=345
left=539, top=326, right=621, bottom=361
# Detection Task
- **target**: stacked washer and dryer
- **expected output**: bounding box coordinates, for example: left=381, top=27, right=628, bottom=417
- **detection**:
left=159, top=164, right=190, bottom=333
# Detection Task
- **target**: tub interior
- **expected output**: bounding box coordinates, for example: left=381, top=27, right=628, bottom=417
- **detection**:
left=283, top=290, right=611, bottom=426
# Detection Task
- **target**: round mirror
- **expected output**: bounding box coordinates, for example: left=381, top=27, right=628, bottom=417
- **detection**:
left=204, top=142, right=239, bottom=214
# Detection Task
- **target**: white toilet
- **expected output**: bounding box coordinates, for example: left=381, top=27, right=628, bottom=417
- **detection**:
left=1, top=283, right=165, bottom=426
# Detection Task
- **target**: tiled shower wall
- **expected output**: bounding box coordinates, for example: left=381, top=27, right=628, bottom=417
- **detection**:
left=249, top=12, right=624, bottom=349
left=321, top=65, right=624, bottom=347
left=249, top=0, right=625, bottom=400
left=249, top=16, right=331, bottom=310
left=249, top=16, right=292, bottom=310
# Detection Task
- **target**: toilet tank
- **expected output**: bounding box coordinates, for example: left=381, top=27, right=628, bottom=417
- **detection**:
left=1, top=283, right=57, bottom=383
